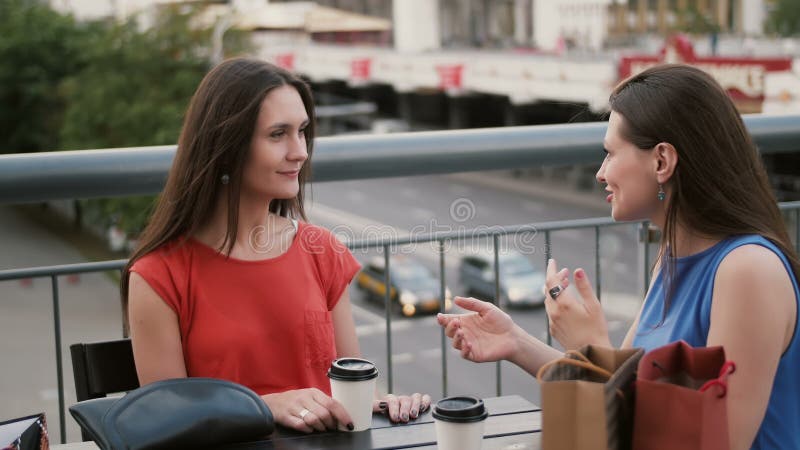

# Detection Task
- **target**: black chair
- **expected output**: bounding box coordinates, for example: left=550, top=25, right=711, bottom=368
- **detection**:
left=70, top=339, right=140, bottom=441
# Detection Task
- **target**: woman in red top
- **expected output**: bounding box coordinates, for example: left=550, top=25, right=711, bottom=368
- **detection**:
left=122, top=58, right=430, bottom=433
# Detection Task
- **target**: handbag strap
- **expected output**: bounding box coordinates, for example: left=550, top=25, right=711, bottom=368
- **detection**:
left=537, top=352, right=614, bottom=381
left=699, top=361, right=737, bottom=398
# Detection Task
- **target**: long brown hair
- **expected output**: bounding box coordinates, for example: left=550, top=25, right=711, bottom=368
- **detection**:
left=121, top=58, right=316, bottom=324
left=609, top=64, right=800, bottom=319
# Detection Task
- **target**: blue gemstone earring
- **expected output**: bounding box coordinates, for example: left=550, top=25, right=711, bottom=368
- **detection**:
left=221, top=174, right=230, bottom=185
left=657, top=184, right=666, bottom=201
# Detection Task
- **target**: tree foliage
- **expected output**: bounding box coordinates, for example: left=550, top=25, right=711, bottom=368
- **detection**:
left=766, top=0, right=800, bottom=37
left=2, top=1, right=252, bottom=236
left=0, top=0, right=89, bottom=153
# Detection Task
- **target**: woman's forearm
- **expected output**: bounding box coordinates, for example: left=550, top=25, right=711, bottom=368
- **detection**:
left=507, top=324, right=564, bottom=377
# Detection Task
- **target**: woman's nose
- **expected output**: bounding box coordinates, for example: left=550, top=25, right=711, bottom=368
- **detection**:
left=595, top=163, right=606, bottom=184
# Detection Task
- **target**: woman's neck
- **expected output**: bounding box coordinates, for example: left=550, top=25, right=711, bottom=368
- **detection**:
left=193, top=190, right=295, bottom=259
left=667, top=221, right=722, bottom=258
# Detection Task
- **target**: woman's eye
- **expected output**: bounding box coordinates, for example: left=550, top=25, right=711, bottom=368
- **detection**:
left=270, top=130, right=285, bottom=139
left=298, top=128, right=306, bottom=137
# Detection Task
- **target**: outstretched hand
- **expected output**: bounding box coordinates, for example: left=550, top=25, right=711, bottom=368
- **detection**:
left=437, top=296, right=520, bottom=363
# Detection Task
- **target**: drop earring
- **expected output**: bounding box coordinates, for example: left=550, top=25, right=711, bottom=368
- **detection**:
left=657, top=184, right=666, bottom=201
left=221, top=174, right=230, bottom=185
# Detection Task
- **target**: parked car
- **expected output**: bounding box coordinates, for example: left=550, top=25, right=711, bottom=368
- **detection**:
left=356, top=256, right=453, bottom=317
left=458, top=250, right=546, bottom=308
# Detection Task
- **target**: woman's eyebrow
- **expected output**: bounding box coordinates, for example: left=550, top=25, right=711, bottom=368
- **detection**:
left=267, top=119, right=310, bottom=130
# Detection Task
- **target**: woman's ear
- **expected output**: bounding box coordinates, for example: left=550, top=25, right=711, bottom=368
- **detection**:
left=654, top=142, right=678, bottom=184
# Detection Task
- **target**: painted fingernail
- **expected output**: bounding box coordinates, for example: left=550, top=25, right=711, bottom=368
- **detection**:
left=576, top=269, right=584, bottom=279
left=402, top=413, right=409, bottom=421
left=379, top=402, right=388, bottom=410
left=347, top=423, right=354, bottom=431
left=411, top=409, right=418, bottom=418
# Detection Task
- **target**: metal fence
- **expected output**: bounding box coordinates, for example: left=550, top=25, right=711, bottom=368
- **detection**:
left=1, top=116, right=799, bottom=443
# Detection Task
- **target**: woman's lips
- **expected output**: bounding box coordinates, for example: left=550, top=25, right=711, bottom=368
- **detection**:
left=279, top=170, right=300, bottom=178
left=606, top=193, right=613, bottom=203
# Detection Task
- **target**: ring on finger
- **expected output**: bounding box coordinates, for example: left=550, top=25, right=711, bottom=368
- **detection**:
left=549, top=285, right=563, bottom=300
left=299, top=408, right=311, bottom=420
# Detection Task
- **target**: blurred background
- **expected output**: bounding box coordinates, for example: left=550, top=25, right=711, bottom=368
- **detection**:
left=1, top=0, right=799, bottom=442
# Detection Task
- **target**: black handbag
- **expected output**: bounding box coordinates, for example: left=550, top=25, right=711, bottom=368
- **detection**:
left=69, top=378, right=274, bottom=450
left=0, top=413, right=48, bottom=450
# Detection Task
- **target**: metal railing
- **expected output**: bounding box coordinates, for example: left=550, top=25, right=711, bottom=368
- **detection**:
left=1, top=115, right=799, bottom=443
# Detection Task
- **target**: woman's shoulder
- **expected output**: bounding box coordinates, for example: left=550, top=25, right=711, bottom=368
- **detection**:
left=296, top=221, right=350, bottom=253
left=131, top=238, right=194, bottom=272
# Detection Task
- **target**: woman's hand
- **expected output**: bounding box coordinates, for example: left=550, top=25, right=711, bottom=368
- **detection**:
left=437, top=296, right=521, bottom=363
left=262, top=388, right=353, bottom=433
left=373, top=393, right=432, bottom=423
left=544, top=259, right=611, bottom=350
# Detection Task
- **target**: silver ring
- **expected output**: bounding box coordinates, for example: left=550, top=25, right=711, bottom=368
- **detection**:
left=299, top=408, right=310, bottom=420
left=548, top=285, right=563, bottom=300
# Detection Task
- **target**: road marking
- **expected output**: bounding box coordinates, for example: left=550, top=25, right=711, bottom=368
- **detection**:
left=349, top=301, right=389, bottom=324
left=392, top=352, right=415, bottom=364
left=522, top=200, right=544, bottom=214
left=356, top=320, right=413, bottom=337
left=420, top=348, right=442, bottom=359
left=401, top=188, right=419, bottom=198
left=448, top=184, right=472, bottom=196
left=411, top=208, right=436, bottom=220
left=345, top=190, right=367, bottom=203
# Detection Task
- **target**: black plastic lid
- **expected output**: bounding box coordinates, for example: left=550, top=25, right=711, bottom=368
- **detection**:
left=327, top=358, right=379, bottom=382
left=432, top=396, right=489, bottom=423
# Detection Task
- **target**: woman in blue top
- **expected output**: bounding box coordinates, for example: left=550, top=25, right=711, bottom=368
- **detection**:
left=438, top=64, right=799, bottom=450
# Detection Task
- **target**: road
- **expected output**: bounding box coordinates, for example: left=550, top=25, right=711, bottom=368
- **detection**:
left=305, top=174, right=648, bottom=406
left=0, top=172, right=651, bottom=442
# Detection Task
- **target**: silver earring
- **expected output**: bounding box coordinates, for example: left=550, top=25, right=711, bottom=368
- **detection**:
left=657, top=184, right=665, bottom=201
left=221, top=174, right=230, bottom=185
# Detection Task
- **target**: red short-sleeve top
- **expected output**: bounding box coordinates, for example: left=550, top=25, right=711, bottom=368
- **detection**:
left=129, top=221, right=361, bottom=396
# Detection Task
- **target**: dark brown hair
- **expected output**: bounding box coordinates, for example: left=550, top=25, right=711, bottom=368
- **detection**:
left=609, top=63, right=800, bottom=320
left=120, top=58, right=315, bottom=325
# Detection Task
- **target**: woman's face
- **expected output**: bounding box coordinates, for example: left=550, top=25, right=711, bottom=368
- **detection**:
left=596, top=111, right=660, bottom=222
left=242, top=84, right=309, bottom=201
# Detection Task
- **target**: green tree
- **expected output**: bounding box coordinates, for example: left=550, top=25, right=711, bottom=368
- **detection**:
left=766, top=0, right=800, bottom=36
left=0, top=0, right=88, bottom=154
left=58, top=4, right=252, bottom=236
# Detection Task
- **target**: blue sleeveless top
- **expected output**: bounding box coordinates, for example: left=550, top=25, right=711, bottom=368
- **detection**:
left=633, top=235, right=800, bottom=450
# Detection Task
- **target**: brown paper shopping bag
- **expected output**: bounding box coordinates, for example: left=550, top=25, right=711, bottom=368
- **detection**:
left=537, top=345, right=644, bottom=450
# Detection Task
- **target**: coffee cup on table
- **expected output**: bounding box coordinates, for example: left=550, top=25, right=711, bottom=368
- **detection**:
left=433, top=396, right=489, bottom=450
left=327, top=357, right=379, bottom=432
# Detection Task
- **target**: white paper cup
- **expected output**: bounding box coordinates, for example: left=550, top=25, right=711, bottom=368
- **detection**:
left=433, top=396, right=488, bottom=450
left=328, top=358, right=379, bottom=432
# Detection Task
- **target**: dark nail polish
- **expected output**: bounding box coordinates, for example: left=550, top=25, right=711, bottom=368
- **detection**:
left=379, top=402, right=388, bottom=410
left=347, top=423, right=354, bottom=431
left=402, top=413, right=409, bottom=421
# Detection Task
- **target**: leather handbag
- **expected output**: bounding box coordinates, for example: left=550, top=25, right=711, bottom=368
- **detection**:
left=69, top=378, right=274, bottom=450
left=632, top=340, right=735, bottom=450
left=537, top=345, right=644, bottom=450
left=0, top=413, right=48, bottom=450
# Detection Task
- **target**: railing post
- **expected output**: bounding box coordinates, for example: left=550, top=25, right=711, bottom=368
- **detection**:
left=544, top=231, right=552, bottom=346
left=595, top=226, right=601, bottom=302
left=438, top=239, right=448, bottom=398
left=796, top=210, right=799, bottom=253
left=492, top=234, right=502, bottom=397
left=383, top=245, right=393, bottom=394
left=51, top=275, right=66, bottom=444
left=640, top=221, right=652, bottom=296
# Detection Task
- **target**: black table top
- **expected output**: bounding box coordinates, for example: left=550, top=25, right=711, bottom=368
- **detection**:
left=222, top=395, right=542, bottom=450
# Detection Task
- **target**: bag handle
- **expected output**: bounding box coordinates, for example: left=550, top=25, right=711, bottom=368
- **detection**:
left=537, top=351, right=614, bottom=381
left=699, top=361, right=736, bottom=398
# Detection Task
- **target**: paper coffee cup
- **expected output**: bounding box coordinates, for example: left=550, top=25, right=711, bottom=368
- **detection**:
left=433, top=396, right=488, bottom=450
left=327, top=357, right=379, bottom=432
